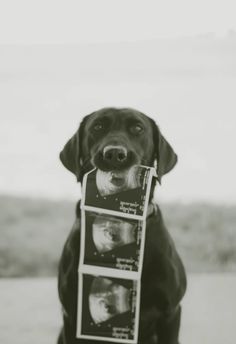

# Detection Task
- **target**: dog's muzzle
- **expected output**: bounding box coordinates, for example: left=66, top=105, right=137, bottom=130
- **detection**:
left=103, top=145, right=128, bottom=164
left=93, top=144, right=138, bottom=171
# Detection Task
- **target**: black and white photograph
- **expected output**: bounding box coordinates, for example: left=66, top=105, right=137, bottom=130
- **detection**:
left=77, top=273, right=140, bottom=343
left=81, top=211, right=145, bottom=273
left=1, top=1, right=236, bottom=344
left=82, top=166, right=155, bottom=218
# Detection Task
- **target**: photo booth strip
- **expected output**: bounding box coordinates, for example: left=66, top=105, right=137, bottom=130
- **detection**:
left=77, top=165, right=157, bottom=342
left=81, top=166, right=157, bottom=220
left=76, top=272, right=141, bottom=344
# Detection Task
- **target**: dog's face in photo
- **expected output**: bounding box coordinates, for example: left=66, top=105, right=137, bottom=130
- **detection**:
left=60, top=107, right=178, bottom=184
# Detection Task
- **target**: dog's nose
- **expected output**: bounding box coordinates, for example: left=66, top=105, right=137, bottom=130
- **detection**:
left=103, top=145, right=128, bottom=163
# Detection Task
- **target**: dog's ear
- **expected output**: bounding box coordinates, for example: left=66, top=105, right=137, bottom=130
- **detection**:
left=59, top=115, right=89, bottom=182
left=150, top=119, right=178, bottom=183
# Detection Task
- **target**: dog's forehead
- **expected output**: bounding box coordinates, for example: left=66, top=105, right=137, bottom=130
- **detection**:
left=85, top=108, right=152, bottom=126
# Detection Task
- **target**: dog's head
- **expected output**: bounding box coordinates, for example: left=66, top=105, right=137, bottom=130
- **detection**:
left=60, top=107, right=177, bottom=183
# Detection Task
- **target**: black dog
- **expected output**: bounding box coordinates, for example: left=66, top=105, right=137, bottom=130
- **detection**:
left=58, top=107, right=187, bottom=344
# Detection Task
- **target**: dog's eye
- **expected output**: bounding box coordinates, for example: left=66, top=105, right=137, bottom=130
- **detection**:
left=93, top=123, right=103, bottom=131
left=130, top=124, right=144, bottom=135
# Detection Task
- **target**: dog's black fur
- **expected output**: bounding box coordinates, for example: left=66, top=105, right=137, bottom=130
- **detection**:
left=58, top=108, right=187, bottom=344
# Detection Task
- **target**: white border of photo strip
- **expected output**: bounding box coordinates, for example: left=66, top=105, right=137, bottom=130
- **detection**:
left=76, top=272, right=141, bottom=344
left=77, top=166, right=157, bottom=343
left=81, top=166, right=156, bottom=220
left=79, top=210, right=147, bottom=279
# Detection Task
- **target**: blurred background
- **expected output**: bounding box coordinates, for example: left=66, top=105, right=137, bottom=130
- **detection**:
left=0, top=1, right=236, bottom=343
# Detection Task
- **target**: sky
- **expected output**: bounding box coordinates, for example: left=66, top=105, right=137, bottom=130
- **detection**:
left=0, top=1, right=235, bottom=204
left=0, top=0, right=236, bottom=44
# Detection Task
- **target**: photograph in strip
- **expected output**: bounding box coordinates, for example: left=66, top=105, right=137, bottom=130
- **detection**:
left=77, top=273, right=139, bottom=342
left=83, top=166, right=154, bottom=217
left=82, top=211, right=146, bottom=272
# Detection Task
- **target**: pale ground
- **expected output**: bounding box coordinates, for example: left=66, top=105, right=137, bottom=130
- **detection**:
left=0, top=274, right=235, bottom=344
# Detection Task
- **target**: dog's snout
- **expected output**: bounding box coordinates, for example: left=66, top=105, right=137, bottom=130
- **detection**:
left=103, top=145, right=127, bottom=163
left=94, top=143, right=137, bottom=171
